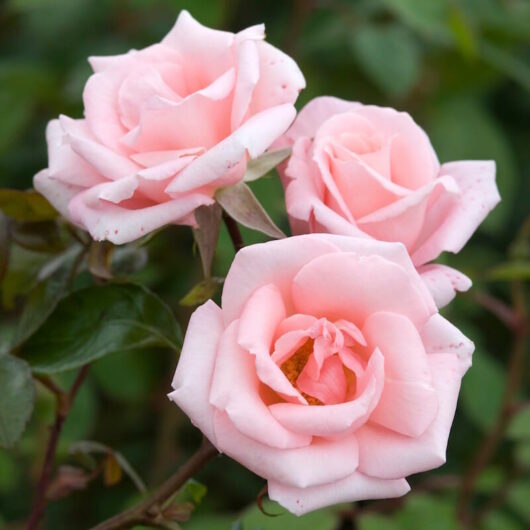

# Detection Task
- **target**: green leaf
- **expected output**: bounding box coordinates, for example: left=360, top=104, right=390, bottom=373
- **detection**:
left=448, top=5, right=477, bottom=59
left=514, top=441, right=530, bottom=469
left=507, top=479, right=530, bottom=523
left=193, top=203, right=223, bottom=278
left=358, top=513, right=400, bottom=530
left=0, top=189, right=57, bottom=222
left=481, top=512, right=524, bottom=530
left=180, top=277, right=223, bottom=307
left=244, top=148, right=291, bottom=183
left=0, top=354, right=35, bottom=448
left=176, top=479, right=207, bottom=506
left=507, top=407, right=530, bottom=440
left=395, top=493, right=456, bottom=530
left=427, top=97, right=517, bottom=234
left=239, top=499, right=338, bottom=530
left=0, top=211, right=9, bottom=283
left=215, top=182, right=286, bottom=240
left=350, top=24, right=422, bottom=98
left=10, top=220, right=68, bottom=253
left=20, top=283, right=181, bottom=373
left=486, top=261, right=530, bottom=281
left=461, top=350, right=505, bottom=431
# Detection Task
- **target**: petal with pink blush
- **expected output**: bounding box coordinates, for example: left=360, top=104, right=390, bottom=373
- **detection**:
left=231, top=39, right=260, bottom=130
left=166, top=103, right=297, bottom=194
left=168, top=300, right=223, bottom=444
left=222, top=235, right=340, bottom=324
left=412, top=161, right=500, bottom=265
left=419, top=264, right=472, bottom=308
left=237, top=285, right=305, bottom=403
left=357, top=176, right=460, bottom=251
left=297, top=355, right=347, bottom=405
left=210, top=322, right=311, bottom=449
left=356, top=352, right=469, bottom=479
left=421, top=313, right=474, bottom=366
left=68, top=187, right=211, bottom=244
left=213, top=411, right=359, bottom=488
left=250, top=41, right=306, bottom=115
left=83, top=71, right=128, bottom=153
left=33, top=170, right=83, bottom=222
left=96, top=176, right=139, bottom=203
left=268, top=472, right=410, bottom=516
left=269, top=350, right=384, bottom=436
left=137, top=155, right=197, bottom=181
left=292, top=253, right=434, bottom=328
left=276, top=313, right=318, bottom=337
left=271, top=329, right=310, bottom=366
left=130, top=147, right=204, bottom=167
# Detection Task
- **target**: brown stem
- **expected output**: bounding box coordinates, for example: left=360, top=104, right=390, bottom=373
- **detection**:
left=91, top=437, right=218, bottom=530
left=458, top=283, right=528, bottom=526
left=222, top=211, right=244, bottom=252
left=26, top=366, right=90, bottom=530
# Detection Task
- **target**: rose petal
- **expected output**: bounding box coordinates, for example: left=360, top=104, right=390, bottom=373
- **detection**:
left=419, top=264, right=472, bottom=308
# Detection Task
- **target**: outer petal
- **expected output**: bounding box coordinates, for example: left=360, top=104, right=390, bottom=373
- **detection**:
left=279, top=96, right=357, bottom=145
left=33, top=170, right=82, bottom=221
left=210, top=322, right=311, bottom=449
left=412, top=161, right=500, bottom=265
left=292, top=252, right=434, bottom=328
left=356, top=352, right=470, bottom=479
left=68, top=186, right=212, bottom=243
left=419, top=264, right=472, bottom=308
left=168, top=300, right=224, bottom=443
left=213, top=411, right=359, bottom=489
left=268, top=472, right=410, bottom=516
left=221, top=236, right=340, bottom=324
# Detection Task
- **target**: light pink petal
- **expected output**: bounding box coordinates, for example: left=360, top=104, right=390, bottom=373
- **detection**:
left=297, top=355, right=347, bottom=405
left=168, top=301, right=223, bottom=444
left=276, top=314, right=318, bottom=336
left=124, top=68, right=235, bottom=152
left=280, top=96, right=357, bottom=145
left=83, top=70, right=128, bottom=153
left=131, top=147, right=204, bottom=167
left=231, top=39, right=260, bottom=130
left=137, top=155, right=197, bottom=181
left=166, top=103, right=297, bottom=194
left=269, top=350, right=384, bottom=436
left=33, top=170, right=83, bottom=222
left=421, top=313, right=474, bottom=365
left=238, top=285, right=305, bottom=403
left=96, top=176, right=139, bottom=203
left=210, top=322, right=311, bottom=449
left=221, top=236, right=340, bottom=324
left=335, top=320, right=366, bottom=346
left=419, top=264, right=472, bottom=309
left=268, top=472, right=410, bottom=516
left=213, top=411, right=359, bottom=488
left=357, top=175, right=460, bottom=251
left=356, top=352, right=469, bottom=479
left=249, top=41, right=306, bottom=115
left=292, top=252, right=434, bottom=328
left=412, top=160, right=500, bottom=265
left=45, top=119, right=103, bottom=187
left=354, top=105, right=439, bottom=190
left=68, top=187, right=211, bottom=243
left=311, top=201, right=368, bottom=238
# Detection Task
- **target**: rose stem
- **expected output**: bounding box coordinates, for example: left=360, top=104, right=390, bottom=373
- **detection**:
left=27, top=365, right=90, bottom=530
left=222, top=211, right=244, bottom=252
left=90, top=436, right=218, bottom=530
left=458, top=283, right=528, bottom=526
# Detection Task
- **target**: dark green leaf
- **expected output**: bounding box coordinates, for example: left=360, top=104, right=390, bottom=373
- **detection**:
left=486, top=261, right=530, bottom=281
left=193, top=203, right=223, bottom=278
left=351, top=24, right=422, bottom=98
left=0, top=189, right=57, bottom=221
left=180, top=277, right=223, bottom=307
left=177, top=479, right=207, bottom=506
left=10, top=220, right=68, bottom=253
left=0, top=354, right=34, bottom=448
left=20, top=283, right=181, bottom=373
left=0, top=211, right=9, bottom=283
left=507, top=479, right=530, bottom=523
left=216, top=183, right=285, bottom=240
left=507, top=407, right=530, bottom=440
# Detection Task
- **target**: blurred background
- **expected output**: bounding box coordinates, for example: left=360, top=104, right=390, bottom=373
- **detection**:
left=0, top=0, right=528, bottom=529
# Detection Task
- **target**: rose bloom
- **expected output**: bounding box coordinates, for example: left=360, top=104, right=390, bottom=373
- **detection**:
left=34, top=11, right=304, bottom=244
left=277, top=97, right=500, bottom=267
left=169, top=234, right=473, bottom=515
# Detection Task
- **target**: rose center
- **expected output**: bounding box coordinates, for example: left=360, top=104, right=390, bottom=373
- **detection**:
left=280, top=339, right=323, bottom=406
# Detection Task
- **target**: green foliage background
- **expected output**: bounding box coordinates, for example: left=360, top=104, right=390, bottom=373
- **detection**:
left=0, top=0, right=528, bottom=529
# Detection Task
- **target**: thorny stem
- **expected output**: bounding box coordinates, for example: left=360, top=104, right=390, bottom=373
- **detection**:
left=458, top=283, right=528, bottom=526
left=90, top=437, right=218, bottom=530
left=26, top=365, right=90, bottom=530
left=222, top=211, right=244, bottom=252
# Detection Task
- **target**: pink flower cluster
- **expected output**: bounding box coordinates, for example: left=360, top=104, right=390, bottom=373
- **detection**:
left=35, top=11, right=500, bottom=516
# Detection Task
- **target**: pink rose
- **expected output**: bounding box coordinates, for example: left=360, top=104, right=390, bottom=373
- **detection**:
left=34, top=11, right=305, bottom=244
left=278, top=97, right=500, bottom=267
left=169, top=234, right=473, bottom=515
